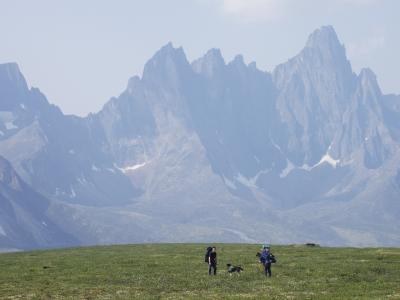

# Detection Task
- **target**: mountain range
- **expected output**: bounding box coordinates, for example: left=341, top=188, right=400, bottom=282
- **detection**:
left=0, top=25, right=399, bottom=250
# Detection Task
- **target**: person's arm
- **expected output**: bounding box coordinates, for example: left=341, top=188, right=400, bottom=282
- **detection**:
left=208, top=255, right=211, bottom=264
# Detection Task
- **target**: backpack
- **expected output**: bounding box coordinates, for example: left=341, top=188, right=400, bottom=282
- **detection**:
left=204, top=246, right=213, bottom=263
left=270, top=254, right=277, bottom=263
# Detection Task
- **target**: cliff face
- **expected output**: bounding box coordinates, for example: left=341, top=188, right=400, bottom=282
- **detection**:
left=0, top=156, right=79, bottom=250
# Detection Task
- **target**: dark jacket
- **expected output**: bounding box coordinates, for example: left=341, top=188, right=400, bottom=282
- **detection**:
left=209, top=251, right=217, bottom=264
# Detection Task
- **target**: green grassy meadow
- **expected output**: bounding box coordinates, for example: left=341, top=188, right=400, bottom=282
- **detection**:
left=0, top=244, right=399, bottom=299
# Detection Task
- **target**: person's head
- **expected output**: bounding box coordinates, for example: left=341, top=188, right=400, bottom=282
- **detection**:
left=212, top=247, right=216, bottom=252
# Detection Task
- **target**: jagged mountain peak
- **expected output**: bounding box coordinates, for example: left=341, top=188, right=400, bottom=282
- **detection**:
left=231, top=54, right=245, bottom=64
left=0, top=63, right=31, bottom=112
left=228, top=54, right=248, bottom=71
left=192, top=48, right=226, bottom=77
left=359, top=68, right=379, bottom=86
left=204, top=48, right=224, bottom=62
left=0, top=62, right=24, bottom=82
left=192, top=50, right=261, bottom=79
left=273, top=25, right=355, bottom=95
left=142, top=42, right=190, bottom=83
left=0, top=62, right=29, bottom=97
left=306, top=25, right=340, bottom=49
left=145, top=42, right=188, bottom=67
left=356, top=68, right=382, bottom=99
left=301, top=25, right=348, bottom=66
left=302, top=25, right=351, bottom=72
left=157, top=42, right=186, bottom=59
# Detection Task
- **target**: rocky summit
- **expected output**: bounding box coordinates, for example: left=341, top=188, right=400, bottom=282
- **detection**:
left=0, top=26, right=399, bottom=250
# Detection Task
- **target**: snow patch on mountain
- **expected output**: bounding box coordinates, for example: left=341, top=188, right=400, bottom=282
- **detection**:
left=223, top=176, right=237, bottom=190
left=5, top=122, right=18, bottom=130
left=235, top=169, right=270, bottom=188
left=271, top=138, right=283, bottom=152
left=235, top=173, right=257, bottom=188
left=70, top=187, right=76, bottom=198
left=280, top=159, right=296, bottom=178
left=316, top=153, right=340, bottom=168
left=118, top=162, right=147, bottom=173
left=77, top=176, right=88, bottom=185
left=253, top=169, right=271, bottom=183
left=280, top=151, right=340, bottom=178
left=0, top=112, right=18, bottom=130
left=300, top=164, right=314, bottom=171
left=55, top=187, right=64, bottom=196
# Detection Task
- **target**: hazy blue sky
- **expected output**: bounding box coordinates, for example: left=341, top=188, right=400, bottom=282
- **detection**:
left=1, top=0, right=398, bottom=116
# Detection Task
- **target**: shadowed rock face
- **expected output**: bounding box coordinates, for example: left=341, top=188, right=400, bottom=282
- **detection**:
left=0, top=63, right=139, bottom=207
left=0, top=156, right=79, bottom=250
left=0, top=26, right=400, bottom=249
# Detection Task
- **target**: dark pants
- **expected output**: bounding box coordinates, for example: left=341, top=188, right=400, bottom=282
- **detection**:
left=209, top=263, right=217, bottom=275
left=264, top=262, right=271, bottom=277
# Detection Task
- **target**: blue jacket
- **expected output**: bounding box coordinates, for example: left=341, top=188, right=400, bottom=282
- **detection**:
left=260, top=249, right=271, bottom=264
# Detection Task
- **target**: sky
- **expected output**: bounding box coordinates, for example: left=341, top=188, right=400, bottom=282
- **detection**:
left=0, top=0, right=399, bottom=116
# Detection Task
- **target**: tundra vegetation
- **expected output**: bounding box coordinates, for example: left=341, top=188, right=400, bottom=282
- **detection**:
left=0, top=244, right=399, bottom=299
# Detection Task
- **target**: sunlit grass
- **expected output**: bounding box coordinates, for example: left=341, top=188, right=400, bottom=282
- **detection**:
left=0, top=244, right=399, bottom=299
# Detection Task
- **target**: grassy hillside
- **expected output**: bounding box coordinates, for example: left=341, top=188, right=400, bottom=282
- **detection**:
left=0, top=244, right=399, bottom=299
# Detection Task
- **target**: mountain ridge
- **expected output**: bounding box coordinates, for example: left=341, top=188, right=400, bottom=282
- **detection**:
left=0, top=25, right=399, bottom=249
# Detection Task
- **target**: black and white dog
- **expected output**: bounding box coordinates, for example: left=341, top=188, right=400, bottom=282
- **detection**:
left=226, top=264, right=243, bottom=275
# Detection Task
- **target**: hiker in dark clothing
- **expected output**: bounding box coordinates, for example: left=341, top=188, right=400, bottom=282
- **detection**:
left=259, top=245, right=272, bottom=277
left=208, top=247, right=217, bottom=275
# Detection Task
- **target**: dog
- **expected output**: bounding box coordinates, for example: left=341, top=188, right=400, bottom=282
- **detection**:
left=226, top=264, right=243, bottom=275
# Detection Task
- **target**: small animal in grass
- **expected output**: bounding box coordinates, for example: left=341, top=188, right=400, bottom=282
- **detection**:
left=226, top=264, right=243, bottom=275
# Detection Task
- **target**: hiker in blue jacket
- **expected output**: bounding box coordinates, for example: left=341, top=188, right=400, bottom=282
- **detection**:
left=259, top=245, right=273, bottom=277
